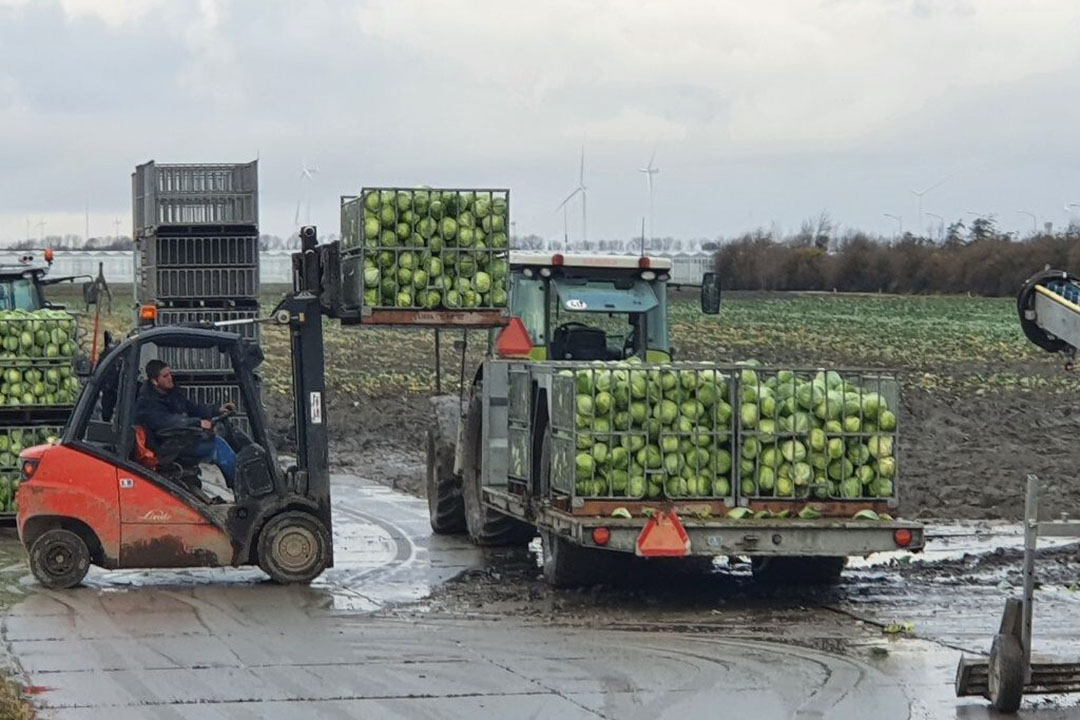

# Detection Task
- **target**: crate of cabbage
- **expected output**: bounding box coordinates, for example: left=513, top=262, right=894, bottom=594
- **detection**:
left=547, top=362, right=737, bottom=504
left=548, top=360, right=899, bottom=512
left=340, top=188, right=511, bottom=326
left=736, top=366, right=898, bottom=504
left=0, top=426, right=60, bottom=513
left=0, top=310, right=79, bottom=362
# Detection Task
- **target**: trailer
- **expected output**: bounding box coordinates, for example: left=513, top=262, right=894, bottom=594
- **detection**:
left=427, top=252, right=924, bottom=586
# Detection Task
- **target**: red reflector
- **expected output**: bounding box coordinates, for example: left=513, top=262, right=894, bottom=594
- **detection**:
left=592, top=527, right=611, bottom=546
left=44, top=248, right=55, bottom=262
left=552, top=253, right=564, bottom=266
left=894, top=528, right=913, bottom=548
left=495, top=316, right=533, bottom=357
left=635, top=510, right=690, bottom=557
left=638, top=256, right=651, bottom=269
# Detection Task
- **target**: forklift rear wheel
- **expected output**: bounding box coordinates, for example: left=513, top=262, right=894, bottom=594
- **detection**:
left=29, top=528, right=91, bottom=589
left=462, top=388, right=535, bottom=547
left=988, top=632, right=1024, bottom=713
left=257, top=511, right=331, bottom=585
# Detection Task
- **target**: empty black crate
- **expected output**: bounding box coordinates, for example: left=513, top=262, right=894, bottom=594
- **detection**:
left=138, top=266, right=258, bottom=302
left=139, top=232, right=259, bottom=268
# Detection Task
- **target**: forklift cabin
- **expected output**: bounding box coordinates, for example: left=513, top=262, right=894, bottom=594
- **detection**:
left=16, top=325, right=333, bottom=589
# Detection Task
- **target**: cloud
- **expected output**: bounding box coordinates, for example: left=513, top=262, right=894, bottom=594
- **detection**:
left=3, top=0, right=1080, bottom=241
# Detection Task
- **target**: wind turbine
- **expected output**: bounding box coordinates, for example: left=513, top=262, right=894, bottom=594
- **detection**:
left=639, top=149, right=659, bottom=246
left=295, top=159, right=318, bottom=227
left=910, top=172, right=956, bottom=232
left=555, top=147, right=587, bottom=246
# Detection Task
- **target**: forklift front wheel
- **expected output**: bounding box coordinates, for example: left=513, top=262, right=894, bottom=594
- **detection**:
left=257, top=511, right=331, bottom=585
left=29, top=528, right=91, bottom=589
left=988, top=632, right=1024, bottom=713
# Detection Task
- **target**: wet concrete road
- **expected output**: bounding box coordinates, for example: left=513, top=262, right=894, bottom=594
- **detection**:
left=2, top=476, right=1078, bottom=719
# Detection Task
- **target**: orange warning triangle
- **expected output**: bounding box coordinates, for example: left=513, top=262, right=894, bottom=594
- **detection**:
left=635, top=510, right=691, bottom=557
left=496, top=316, right=533, bottom=357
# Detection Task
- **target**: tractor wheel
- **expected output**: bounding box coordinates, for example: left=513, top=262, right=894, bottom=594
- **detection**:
left=751, top=556, right=846, bottom=586
left=257, top=511, right=331, bottom=585
left=29, top=528, right=91, bottom=589
left=988, top=632, right=1025, bottom=713
left=426, top=396, right=466, bottom=534
left=462, top=387, right=534, bottom=547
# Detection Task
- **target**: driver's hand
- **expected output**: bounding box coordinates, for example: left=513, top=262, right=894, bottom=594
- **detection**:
left=220, top=402, right=236, bottom=413
left=200, top=419, right=213, bottom=430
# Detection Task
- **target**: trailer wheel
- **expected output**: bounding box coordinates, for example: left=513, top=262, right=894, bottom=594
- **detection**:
left=462, top=388, right=534, bottom=547
left=29, top=528, right=91, bottom=589
left=426, top=396, right=466, bottom=534
left=751, top=556, right=846, bottom=585
left=988, top=632, right=1024, bottom=713
left=257, top=511, right=331, bottom=585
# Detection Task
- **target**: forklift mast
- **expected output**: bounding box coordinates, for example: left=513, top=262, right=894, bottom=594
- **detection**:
left=271, top=226, right=340, bottom=525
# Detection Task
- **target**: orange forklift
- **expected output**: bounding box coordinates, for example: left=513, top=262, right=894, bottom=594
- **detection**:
left=16, top=228, right=337, bottom=588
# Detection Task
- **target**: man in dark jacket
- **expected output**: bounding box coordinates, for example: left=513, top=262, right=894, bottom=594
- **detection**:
left=135, top=360, right=237, bottom=485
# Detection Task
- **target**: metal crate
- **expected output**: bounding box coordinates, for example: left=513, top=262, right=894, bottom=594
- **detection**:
left=546, top=362, right=737, bottom=502
left=180, top=382, right=247, bottom=416
left=734, top=367, right=899, bottom=506
left=133, top=161, right=258, bottom=231
left=156, top=308, right=260, bottom=340
left=340, top=188, right=510, bottom=312
left=0, top=425, right=62, bottom=468
left=138, top=232, right=259, bottom=268
left=138, top=266, right=259, bottom=302
left=158, top=345, right=235, bottom=373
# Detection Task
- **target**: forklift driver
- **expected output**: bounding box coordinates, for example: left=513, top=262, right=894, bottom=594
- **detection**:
left=135, top=360, right=238, bottom=486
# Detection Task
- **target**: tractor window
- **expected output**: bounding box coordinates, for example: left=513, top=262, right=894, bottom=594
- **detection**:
left=509, top=274, right=546, bottom=344
left=0, top=278, right=42, bottom=311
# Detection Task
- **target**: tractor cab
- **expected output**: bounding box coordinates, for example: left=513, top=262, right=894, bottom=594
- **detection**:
left=506, top=252, right=718, bottom=362
left=0, top=250, right=91, bottom=311
left=15, top=323, right=333, bottom=587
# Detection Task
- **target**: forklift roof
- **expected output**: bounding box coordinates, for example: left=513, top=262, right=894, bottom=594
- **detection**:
left=553, top=279, right=659, bottom=313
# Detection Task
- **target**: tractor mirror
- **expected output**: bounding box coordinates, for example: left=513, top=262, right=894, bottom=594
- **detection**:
left=701, top=272, right=721, bottom=314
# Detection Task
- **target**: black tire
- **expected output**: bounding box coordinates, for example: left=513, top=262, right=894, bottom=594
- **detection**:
left=29, top=528, right=91, bottom=589
left=462, top=387, right=534, bottom=547
left=541, top=530, right=621, bottom=588
left=427, top=397, right=466, bottom=534
left=257, top=511, right=331, bottom=585
left=751, top=556, right=846, bottom=586
left=989, top=632, right=1025, bottom=713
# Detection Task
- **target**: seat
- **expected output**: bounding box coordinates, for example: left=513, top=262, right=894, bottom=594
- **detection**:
left=133, top=426, right=158, bottom=471
left=550, top=322, right=609, bottom=361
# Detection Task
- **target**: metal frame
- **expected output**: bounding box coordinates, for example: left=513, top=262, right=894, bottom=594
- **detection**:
left=955, top=474, right=1080, bottom=707
left=512, top=360, right=900, bottom=513
left=340, top=187, right=510, bottom=314
left=133, top=161, right=259, bottom=232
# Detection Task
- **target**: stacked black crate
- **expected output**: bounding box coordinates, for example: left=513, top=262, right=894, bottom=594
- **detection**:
left=132, top=161, right=261, bottom=437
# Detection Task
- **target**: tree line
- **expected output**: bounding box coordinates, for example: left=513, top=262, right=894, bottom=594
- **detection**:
left=714, top=218, right=1080, bottom=297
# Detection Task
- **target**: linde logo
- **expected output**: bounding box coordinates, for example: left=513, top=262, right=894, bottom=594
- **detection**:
left=141, top=510, right=171, bottom=522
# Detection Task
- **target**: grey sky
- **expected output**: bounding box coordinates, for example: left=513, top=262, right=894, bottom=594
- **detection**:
left=2, top=0, right=1079, bottom=244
